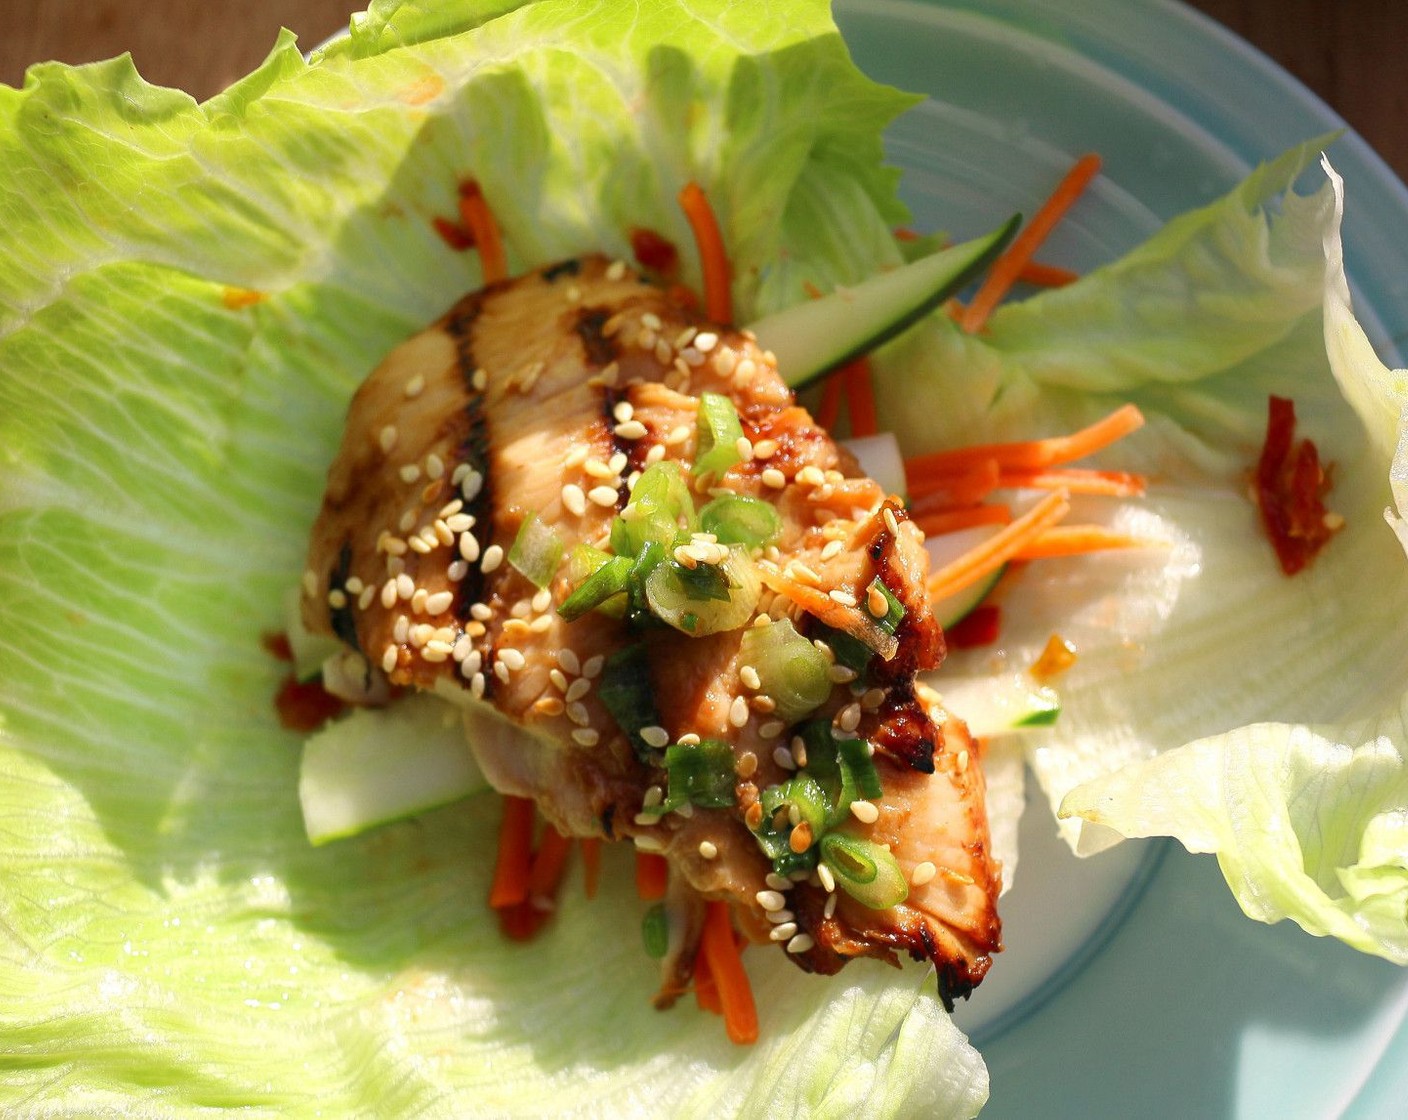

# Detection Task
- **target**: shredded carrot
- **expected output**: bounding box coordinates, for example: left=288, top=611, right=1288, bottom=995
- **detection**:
left=693, top=949, right=723, bottom=1015
left=1014, top=525, right=1155, bottom=560
left=635, top=851, right=669, bottom=901
left=497, top=900, right=548, bottom=942
left=579, top=838, right=602, bottom=900
left=907, top=460, right=1003, bottom=511
left=678, top=181, right=732, bottom=323
left=841, top=358, right=879, bottom=437
left=458, top=181, right=507, bottom=284
left=814, top=374, right=844, bottom=430
left=700, top=901, right=758, bottom=1044
left=913, top=504, right=1013, bottom=536
left=999, top=466, right=1146, bottom=497
left=928, top=490, right=1072, bottom=601
left=960, top=153, right=1102, bottom=333
left=526, top=825, right=574, bottom=910
left=488, top=795, right=536, bottom=910
left=906, top=404, right=1144, bottom=477
left=1016, top=260, right=1079, bottom=288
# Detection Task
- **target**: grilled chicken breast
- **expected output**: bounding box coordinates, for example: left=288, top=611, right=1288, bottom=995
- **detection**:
left=300, top=254, right=1001, bottom=1008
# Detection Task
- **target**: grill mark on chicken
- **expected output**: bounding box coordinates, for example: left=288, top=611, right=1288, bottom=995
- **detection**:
left=326, top=540, right=362, bottom=653
left=573, top=306, right=618, bottom=367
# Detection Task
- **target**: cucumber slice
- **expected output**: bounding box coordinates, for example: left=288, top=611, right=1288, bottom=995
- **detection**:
left=748, top=216, right=1019, bottom=389
left=926, top=525, right=1005, bottom=629
left=299, top=693, right=489, bottom=845
left=940, top=672, right=1062, bottom=738
left=842, top=432, right=907, bottom=500
left=283, top=586, right=342, bottom=682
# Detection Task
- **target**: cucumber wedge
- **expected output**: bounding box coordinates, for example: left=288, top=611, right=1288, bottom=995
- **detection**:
left=842, top=432, right=907, bottom=500
left=299, top=693, right=489, bottom=845
left=283, top=586, right=342, bottom=682
left=926, top=525, right=1006, bottom=629
left=748, top=215, right=1020, bottom=389
left=939, top=672, right=1062, bottom=738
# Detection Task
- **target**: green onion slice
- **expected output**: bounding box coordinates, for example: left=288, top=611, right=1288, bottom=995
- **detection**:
left=655, top=738, right=737, bottom=812
left=866, top=577, right=906, bottom=637
left=558, top=549, right=632, bottom=621
left=641, top=903, right=670, bottom=959
left=838, top=738, right=884, bottom=800
left=693, top=392, right=745, bottom=478
left=820, top=833, right=909, bottom=910
left=813, top=624, right=874, bottom=678
left=739, top=618, right=831, bottom=724
left=644, top=547, right=759, bottom=636
left=596, top=644, right=662, bottom=763
left=508, top=511, right=563, bottom=589
left=611, top=461, right=696, bottom=559
left=699, top=495, right=782, bottom=548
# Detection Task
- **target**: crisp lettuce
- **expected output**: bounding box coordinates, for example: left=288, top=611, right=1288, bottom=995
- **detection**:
left=1057, top=161, right=1408, bottom=964
left=0, top=0, right=989, bottom=1115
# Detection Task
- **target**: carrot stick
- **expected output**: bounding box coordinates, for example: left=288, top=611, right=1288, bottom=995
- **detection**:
left=700, top=901, right=758, bottom=1044
left=928, top=490, right=1071, bottom=601
left=1014, top=525, right=1156, bottom=559
left=579, top=838, right=602, bottom=900
left=458, top=181, right=508, bottom=284
left=913, top=504, right=1013, bottom=536
left=693, top=948, right=723, bottom=1015
left=842, top=358, right=879, bottom=437
left=959, top=153, right=1102, bottom=333
left=907, top=459, right=1003, bottom=510
left=526, top=826, right=574, bottom=910
left=635, top=851, right=669, bottom=901
left=678, top=181, right=732, bottom=323
left=906, top=404, right=1144, bottom=476
left=1016, top=260, right=1079, bottom=288
left=488, top=795, right=536, bottom=909
left=815, top=374, right=843, bottom=430
left=999, top=466, right=1146, bottom=497
left=497, top=900, right=549, bottom=942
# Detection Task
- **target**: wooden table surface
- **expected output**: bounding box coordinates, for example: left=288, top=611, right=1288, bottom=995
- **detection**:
left=6, top=0, right=1407, bottom=184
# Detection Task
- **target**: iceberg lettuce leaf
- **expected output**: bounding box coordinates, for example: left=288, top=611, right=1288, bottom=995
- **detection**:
left=1056, top=161, right=1408, bottom=963
left=0, top=1, right=987, bottom=1115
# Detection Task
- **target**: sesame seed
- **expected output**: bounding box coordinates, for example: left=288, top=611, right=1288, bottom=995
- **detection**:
left=446, top=560, right=468, bottom=582
left=425, top=453, right=445, bottom=481
left=392, top=573, right=413, bottom=601
left=564, top=446, right=590, bottom=472
left=817, top=862, right=836, bottom=893
left=471, top=367, right=488, bottom=391
left=711, top=348, right=737, bottom=377
left=566, top=701, right=590, bottom=726
left=403, top=373, right=426, bottom=398
left=666, top=425, right=691, bottom=446
left=582, top=655, right=604, bottom=679
left=534, top=696, right=564, bottom=716
left=460, top=470, right=484, bottom=501
left=377, top=425, right=399, bottom=454
left=786, top=933, right=814, bottom=954
left=755, top=890, right=786, bottom=912
left=751, top=695, right=776, bottom=714
left=326, top=588, right=347, bottom=610
left=410, top=588, right=430, bottom=615
left=382, top=536, right=408, bottom=557
left=827, top=665, right=857, bottom=685
left=424, top=590, right=454, bottom=615
left=493, top=661, right=511, bottom=684
left=481, top=544, right=504, bottom=573
left=769, top=922, right=799, bottom=942
left=698, top=840, right=718, bottom=860
left=823, top=893, right=838, bottom=920
left=560, top=483, right=587, bottom=517
left=640, top=725, right=670, bottom=749
left=612, top=400, right=635, bottom=423
left=694, top=331, right=718, bottom=353
left=764, top=907, right=795, bottom=925
left=399, top=464, right=422, bottom=485
left=734, top=436, right=754, bottom=461
left=733, top=358, right=757, bottom=385
left=912, top=861, right=937, bottom=887
left=587, top=485, right=619, bottom=507
left=405, top=535, right=431, bottom=556
left=641, top=311, right=662, bottom=331
left=391, top=615, right=410, bottom=643
left=866, top=584, right=890, bottom=618
left=673, top=545, right=698, bottom=570
left=565, top=677, right=591, bottom=703
left=752, top=438, right=777, bottom=459
left=728, top=695, right=750, bottom=728
left=850, top=800, right=880, bottom=824
left=797, top=466, right=825, bottom=487
left=765, top=872, right=791, bottom=892
left=739, top=665, right=761, bottom=691
left=759, top=720, right=785, bottom=740
left=606, top=259, right=627, bottom=281
left=532, top=616, right=554, bottom=633
left=957, top=749, right=969, bottom=774
left=470, top=671, right=486, bottom=698
left=772, top=745, right=798, bottom=771
left=836, top=703, right=862, bottom=732
left=421, top=642, right=452, bottom=663
left=380, top=644, right=398, bottom=673
left=861, top=687, right=886, bottom=711
left=761, top=467, right=787, bottom=489
left=614, top=419, right=648, bottom=440
left=633, top=833, right=664, bottom=853
left=499, top=648, right=526, bottom=671
left=643, top=443, right=665, bottom=465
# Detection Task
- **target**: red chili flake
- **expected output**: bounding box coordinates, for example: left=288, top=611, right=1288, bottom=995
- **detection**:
left=945, top=605, right=1002, bottom=649
left=1255, top=395, right=1341, bottom=575
left=274, top=674, right=346, bottom=733
left=432, top=215, right=476, bottom=251
left=630, top=227, right=679, bottom=277
left=261, top=631, right=293, bottom=662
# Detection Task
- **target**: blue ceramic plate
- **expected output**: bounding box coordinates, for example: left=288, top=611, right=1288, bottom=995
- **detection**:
left=834, top=1, right=1408, bottom=1116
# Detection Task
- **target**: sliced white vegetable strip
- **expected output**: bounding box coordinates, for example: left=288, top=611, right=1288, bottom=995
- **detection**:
left=842, top=432, right=907, bottom=499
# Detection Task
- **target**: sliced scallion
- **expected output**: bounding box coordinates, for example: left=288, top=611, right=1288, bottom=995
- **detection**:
left=738, top=619, right=832, bottom=724
left=820, top=833, right=908, bottom=910
left=596, top=644, right=661, bottom=763
left=657, top=738, right=736, bottom=811
left=867, top=577, right=906, bottom=637
left=558, top=550, right=632, bottom=621
left=814, top=624, right=873, bottom=677
left=838, top=737, right=883, bottom=800
left=508, top=512, right=563, bottom=589
left=693, top=392, right=745, bottom=478
left=644, top=547, right=759, bottom=636
left=611, top=461, right=696, bottom=559
left=699, top=495, right=782, bottom=549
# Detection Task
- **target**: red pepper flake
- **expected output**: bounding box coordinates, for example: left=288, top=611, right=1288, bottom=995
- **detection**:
left=274, top=674, right=345, bottom=733
left=629, top=227, right=679, bottom=277
left=432, top=214, right=476, bottom=251
left=945, top=605, right=1002, bottom=649
left=1255, top=395, right=1342, bottom=575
